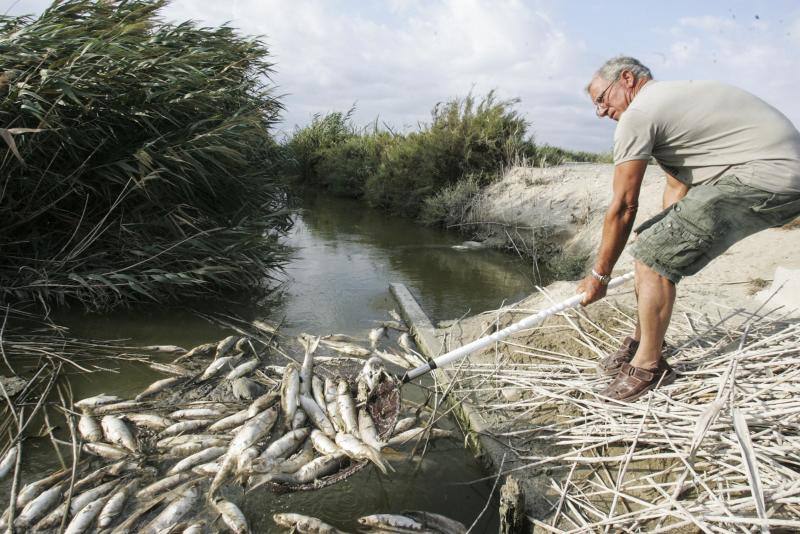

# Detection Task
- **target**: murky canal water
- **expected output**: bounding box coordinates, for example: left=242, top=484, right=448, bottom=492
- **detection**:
left=9, top=194, right=539, bottom=532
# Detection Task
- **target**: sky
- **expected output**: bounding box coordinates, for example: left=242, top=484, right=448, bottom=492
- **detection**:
left=4, top=0, right=800, bottom=152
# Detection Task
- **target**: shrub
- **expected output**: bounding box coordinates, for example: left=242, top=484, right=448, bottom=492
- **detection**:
left=315, top=132, right=393, bottom=196
left=0, top=0, right=292, bottom=309
left=419, top=174, right=484, bottom=227
left=284, top=109, right=356, bottom=183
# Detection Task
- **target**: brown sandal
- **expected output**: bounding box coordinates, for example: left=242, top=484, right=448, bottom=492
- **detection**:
left=597, top=336, right=639, bottom=376
left=600, top=361, right=676, bottom=402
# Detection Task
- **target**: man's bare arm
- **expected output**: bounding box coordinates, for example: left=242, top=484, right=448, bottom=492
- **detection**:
left=578, top=159, right=648, bottom=305
left=662, top=173, right=689, bottom=209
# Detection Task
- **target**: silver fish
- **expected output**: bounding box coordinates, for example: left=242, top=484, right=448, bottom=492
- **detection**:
left=398, top=332, right=414, bottom=352
left=64, top=493, right=111, bottom=534
left=200, top=355, right=237, bottom=380
left=299, top=394, right=336, bottom=438
left=0, top=444, right=17, bottom=480
left=273, top=513, right=344, bottom=534
left=336, top=380, right=360, bottom=438
left=182, top=521, right=207, bottom=534
left=252, top=319, right=278, bottom=334
left=156, top=433, right=222, bottom=449
left=174, top=341, right=216, bottom=363
left=149, top=362, right=190, bottom=376
left=319, top=339, right=372, bottom=357
left=358, top=408, right=384, bottom=451
left=266, top=453, right=345, bottom=485
left=262, top=428, right=310, bottom=460
left=93, top=400, right=144, bottom=415
left=235, top=337, right=253, bottom=354
left=142, top=484, right=199, bottom=534
left=13, top=483, right=62, bottom=529
left=209, top=408, right=251, bottom=432
left=311, top=376, right=327, bottom=414
left=324, top=377, right=337, bottom=403
left=236, top=446, right=261, bottom=474
left=125, top=413, right=174, bottom=430
left=170, top=407, right=224, bottom=420
left=246, top=392, right=279, bottom=418
left=292, top=408, right=307, bottom=429
left=171, top=440, right=227, bottom=457
left=232, top=376, right=264, bottom=400
left=136, top=472, right=194, bottom=501
left=101, top=415, right=138, bottom=452
left=392, top=416, right=418, bottom=435
left=213, top=498, right=250, bottom=534
left=83, top=442, right=129, bottom=460
left=326, top=399, right=345, bottom=433
left=160, top=419, right=213, bottom=437
left=249, top=441, right=312, bottom=489
left=299, top=336, right=319, bottom=395
left=142, top=344, right=186, bottom=353
left=192, top=462, right=220, bottom=476
left=389, top=309, right=404, bottom=323
left=98, top=479, right=138, bottom=529
left=374, top=349, right=412, bottom=369
left=74, top=394, right=122, bottom=409
left=15, top=469, right=69, bottom=508
left=358, top=514, right=428, bottom=532
left=382, top=320, right=408, bottom=332
left=216, top=335, right=239, bottom=358
left=211, top=408, right=278, bottom=495
left=226, top=358, right=260, bottom=380
left=136, top=376, right=183, bottom=401
left=386, top=427, right=454, bottom=447
left=281, top=363, right=300, bottom=427
left=168, top=446, right=227, bottom=475
left=403, top=511, right=467, bottom=534
left=70, top=479, right=119, bottom=515
left=335, top=433, right=389, bottom=474
left=309, top=429, right=341, bottom=456
left=368, top=327, right=386, bottom=349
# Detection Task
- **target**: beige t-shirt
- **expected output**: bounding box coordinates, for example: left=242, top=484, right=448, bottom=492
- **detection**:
left=613, top=80, right=800, bottom=194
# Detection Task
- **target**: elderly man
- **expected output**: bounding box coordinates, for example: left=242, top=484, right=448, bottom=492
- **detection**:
left=578, top=56, right=800, bottom=402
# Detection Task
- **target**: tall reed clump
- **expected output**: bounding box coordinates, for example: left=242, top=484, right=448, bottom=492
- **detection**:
left=0, top=0, right=292, bottom=310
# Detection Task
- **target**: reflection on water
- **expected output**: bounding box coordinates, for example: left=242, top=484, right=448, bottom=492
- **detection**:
left=8, top=194, right=542, bottom=532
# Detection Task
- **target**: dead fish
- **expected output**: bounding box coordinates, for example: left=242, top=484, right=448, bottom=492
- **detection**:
left=319, top=339, right=372, bottom=357
left=311, top=376, right=327, bottom=414
left=213, top=498, right=250, bottom=534
left=227, top=358, right=260, bottom=380
left=15, top=469, right=69, bottom=509
left=232, top=376, right=265, bottom=400
left=142, top=344, right=186, bottom=353
left=216, top=335, right=239, bottom=358
left=299, top=394, right=336, bottom=438
left=292, top=408, right=307, bottom=429
left=299, top=336, right=320, bottom=396
left=98, top=479, right=138, bottom=529
left=168, top=446, right=227, bottom=475
left=266, top=453, right=346, bottom=485
left=211, top=408, right=278, bottom=496
left=252, top=319, right=278, bottom=335
left=160, top=419, right=213, bottom=437
left=174, top=342, right=216, bottom=363
left=273, top=513, right=345, bottom=534
left=64, top=493, right=111, bottom=534
left=125, top=413, right=174, bottom=430
left=93, top=400, right=145, bottom=415
left=236, top=446, right=261, bottom=474
left=280, top=363, right=300, bottom=428
left=200, top=355, right=238, bottom=380
left=136, top=376, right=183, bottom=400
left=192, top=461, right=220, bottom=476
left=235, top=337, right=253, bottom=354
left=334, top=433, right=390, bottom=475
left=386, top=428, right=454, bottom=448
left=136, top=472, right=194, bottom=501
left=209, top=408, right=251, bottom=432
left=142, top=484, right=199, bottom=534
left=170, top=407, right=224, bottom=420
left=262, top=428, right=310, bottom=461
left=157, top=433, right=223, bottom=449
left=75, top=394, right=122, bottom=409
left=393, top=416, right=418, bottom=435
left=374, top=349, right=412, bottom=369
left=101, top=415, right=138, bottom=452
left=149, top=362, right=191, bottom=376
left=35, top=480, right=117, bottom=530
left=322, top=334, right=362, bottom=343
left=398, top=332, right=415, bottom=352
left=337, top=380, right=360, bottom=438
left=309, top=430, right=341, bottom=457
left=358, top=408, right=385, bottom=451
left=403, top=511, right=467, bottom=534
left=246, top=391, right=279, bottom=418
left=358, top=514, right=428, bottom=532
left=326, top=399, right=345, bottom=434
left=0, top=444, right=18, bottom=480
left=389, top=309, right=404, bottom=323
left=84, top=442, right=129, bottom=460
left=183, top=521, right=207, bottom=534
left=368, top=327, right=386, bottom=349
left=13, top=483, right=62, bottom=529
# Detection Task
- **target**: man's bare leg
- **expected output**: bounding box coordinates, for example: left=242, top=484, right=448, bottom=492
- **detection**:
left=630, top=260, right=675, bottom=369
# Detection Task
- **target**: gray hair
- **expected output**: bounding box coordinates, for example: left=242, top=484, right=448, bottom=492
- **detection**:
left=587, top=56, right=653, bottom=92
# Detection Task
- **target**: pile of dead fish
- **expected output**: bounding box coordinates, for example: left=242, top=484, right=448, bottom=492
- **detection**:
left=0, top=317, right=457, bottom=533
left=274, top=510, right=467, bottom=533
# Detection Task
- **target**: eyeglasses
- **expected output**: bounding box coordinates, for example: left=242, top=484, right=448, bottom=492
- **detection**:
left=594, top=77, right=618, bottom=116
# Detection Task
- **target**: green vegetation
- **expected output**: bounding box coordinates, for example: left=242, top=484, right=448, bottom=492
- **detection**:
left=0, top=0, right=291, bottom=310
left=284, top=92, right=609, bottom=221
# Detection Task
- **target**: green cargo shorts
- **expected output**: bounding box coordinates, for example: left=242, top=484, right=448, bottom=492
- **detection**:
left=630, top=175, right=800, bottom=284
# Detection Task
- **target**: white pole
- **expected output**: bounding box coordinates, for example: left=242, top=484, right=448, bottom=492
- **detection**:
left=401, top=271, right=635, bottom=383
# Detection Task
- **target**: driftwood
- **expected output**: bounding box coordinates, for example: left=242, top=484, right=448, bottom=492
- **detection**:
left=499, top=476, right=525, bottom=534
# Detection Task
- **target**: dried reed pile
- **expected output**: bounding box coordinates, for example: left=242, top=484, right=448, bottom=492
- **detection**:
left=443, top=298, right=800, bottom=532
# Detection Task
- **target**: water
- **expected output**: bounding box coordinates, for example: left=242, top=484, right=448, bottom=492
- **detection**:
left=12, top=194, right=539, bottom=532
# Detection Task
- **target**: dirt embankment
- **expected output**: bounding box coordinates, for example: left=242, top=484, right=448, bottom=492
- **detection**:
left=463, top=163, right=799, bottom=313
